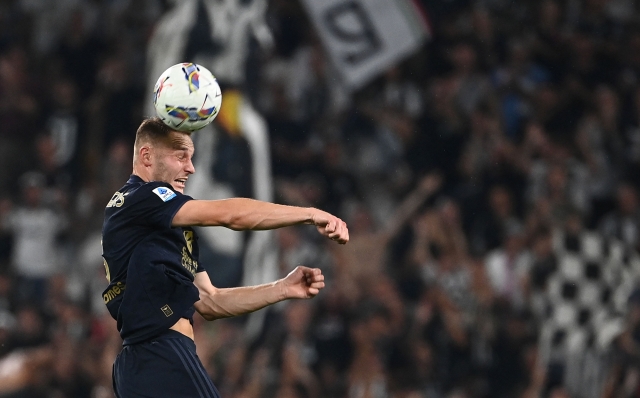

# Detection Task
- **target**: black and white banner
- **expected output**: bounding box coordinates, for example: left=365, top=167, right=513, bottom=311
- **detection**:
left=301, top=0, right=430, bottom=90
left=145, top=0, right=273, bottom=116
left=146, top=1, right=279, bottom=340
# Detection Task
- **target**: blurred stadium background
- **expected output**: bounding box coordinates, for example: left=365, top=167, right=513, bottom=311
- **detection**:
left=2, top=0, right=640, bottom=397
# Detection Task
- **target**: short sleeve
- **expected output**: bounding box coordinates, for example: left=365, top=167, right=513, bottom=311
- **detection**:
left=130, top=183, right=193, bottom=229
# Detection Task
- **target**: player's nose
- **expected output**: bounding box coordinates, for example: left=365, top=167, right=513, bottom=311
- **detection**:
left=185, top=158, right=195, bottom=174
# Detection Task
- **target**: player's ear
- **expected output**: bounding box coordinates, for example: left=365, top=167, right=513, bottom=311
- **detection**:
left=140, top=146, right=153, bottom=166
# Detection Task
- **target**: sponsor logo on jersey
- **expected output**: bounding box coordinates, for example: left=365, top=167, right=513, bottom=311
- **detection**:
left=103, top=281, right=126, bottom=304
left=152, top=187, right=177, bottom=202
left=181, top=247, right=198, bottom=277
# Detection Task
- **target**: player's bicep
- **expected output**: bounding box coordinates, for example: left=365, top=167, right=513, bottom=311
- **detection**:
left=171, top=200, right=231, bottom=227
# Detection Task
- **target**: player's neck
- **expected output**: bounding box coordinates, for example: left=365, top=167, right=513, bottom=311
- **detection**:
left=132, top=164, right=151, bottom=183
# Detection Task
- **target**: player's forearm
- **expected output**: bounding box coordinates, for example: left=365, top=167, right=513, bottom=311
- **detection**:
left=174, top=198, right=316, bottom=229
left=223, top=199, right=316, bottom=230
left=194, top=281, right=286, bottom=321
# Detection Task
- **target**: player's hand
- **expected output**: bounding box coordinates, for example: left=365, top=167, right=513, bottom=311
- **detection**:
left=311, top=209, right=349, bottom=244
left=280, top=266, right=325, bottom=299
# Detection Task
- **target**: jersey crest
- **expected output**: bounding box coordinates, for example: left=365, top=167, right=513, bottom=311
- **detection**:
left=106, top=192, right=125, bottom=208
left=184, top=230, right=194, bottom=254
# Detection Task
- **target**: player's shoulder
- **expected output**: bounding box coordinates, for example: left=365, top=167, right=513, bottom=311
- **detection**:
left=129, top=177, right=182, bottom=202
left=107, top=176, right=180, bottom=208
left=126, top=175, right=169, bottom=193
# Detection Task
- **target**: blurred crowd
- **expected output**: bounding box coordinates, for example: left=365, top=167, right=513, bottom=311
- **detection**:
left=1, top=0, right=640, bottom=397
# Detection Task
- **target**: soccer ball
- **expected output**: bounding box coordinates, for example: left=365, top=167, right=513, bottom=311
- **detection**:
left=153, top=63, right=222, bottom=132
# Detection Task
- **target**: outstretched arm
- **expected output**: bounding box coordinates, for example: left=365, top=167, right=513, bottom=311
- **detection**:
left=193, top=266, right=325, bottom=321
left=172, top=198, right=349, bottom=244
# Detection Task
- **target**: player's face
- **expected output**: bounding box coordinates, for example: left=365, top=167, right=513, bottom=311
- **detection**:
left=151, top=132, right=195, bottom=194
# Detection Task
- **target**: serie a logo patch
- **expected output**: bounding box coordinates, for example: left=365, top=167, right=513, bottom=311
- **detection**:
left=152, top=187, right=177, bottom=202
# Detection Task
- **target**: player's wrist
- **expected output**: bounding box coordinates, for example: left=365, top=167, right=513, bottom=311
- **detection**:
left=306, top=207, right=319, bottom=225
left=273, top=279, right=288, bottom=302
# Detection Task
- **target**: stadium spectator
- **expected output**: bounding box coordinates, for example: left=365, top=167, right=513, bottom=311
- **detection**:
left=599, top=182, right=640, bottom=251
left=1, top=172, right=68, bottom=305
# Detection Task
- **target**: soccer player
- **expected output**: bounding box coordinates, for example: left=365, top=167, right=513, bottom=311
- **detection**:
left=102, top=117, right=349, bottom=397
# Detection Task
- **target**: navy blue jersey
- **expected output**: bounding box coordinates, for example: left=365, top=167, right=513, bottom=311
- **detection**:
left=102, top=175, right=204, bottom=345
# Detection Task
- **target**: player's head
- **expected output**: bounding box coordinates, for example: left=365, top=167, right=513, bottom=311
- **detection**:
left=133, top=117, right=195, bottom=193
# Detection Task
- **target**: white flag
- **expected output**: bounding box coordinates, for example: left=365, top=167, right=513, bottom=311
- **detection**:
left=301, top=0, right=430, bottom=90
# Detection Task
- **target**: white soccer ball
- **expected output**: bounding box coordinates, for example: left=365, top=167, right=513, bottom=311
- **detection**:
left=153, top=63, right=222, bottom=132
